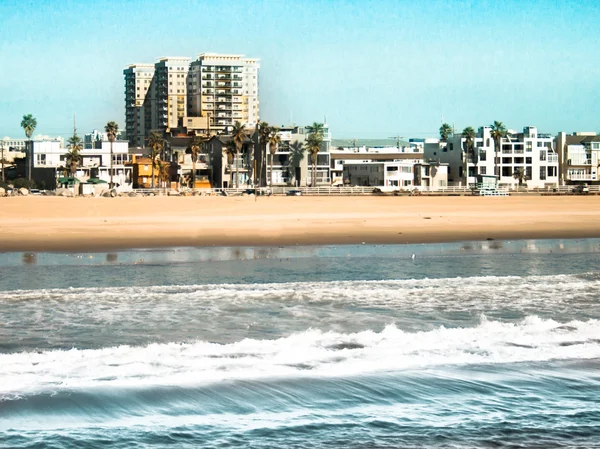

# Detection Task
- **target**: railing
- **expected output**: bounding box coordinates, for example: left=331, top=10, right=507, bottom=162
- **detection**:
left=568, top=173, right=594, bottom=181
left=116, top=185, right=600, bottom=197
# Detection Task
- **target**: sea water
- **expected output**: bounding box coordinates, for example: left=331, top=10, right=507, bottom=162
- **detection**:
left=1, top=240, right=599, bottom=448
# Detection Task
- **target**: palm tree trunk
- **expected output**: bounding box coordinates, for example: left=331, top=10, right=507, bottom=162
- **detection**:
left=261, top=144, right=267, bottom=187
left=235, top=149, right=240, bottom=188
left=270, top=153, right=273, bottom=188
left=151, top=161, right=155, bottom=188
left=28, top=139, right=32, bottom=182
left=110, top=141, right=114, bottom=189
left=192, top=158, right=196, bottom=189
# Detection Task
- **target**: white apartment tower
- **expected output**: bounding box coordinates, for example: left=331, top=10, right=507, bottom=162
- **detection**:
left=124, top=64, right=155, bottom=147
left=188, top=53, right=260, bottom=133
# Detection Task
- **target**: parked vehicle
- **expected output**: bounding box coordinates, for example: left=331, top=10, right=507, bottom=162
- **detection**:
left=29, top=189, right=42, bottom=195
left=572, top=185, right=589, bottom=194
left=286, top=189, right=302, bottom=196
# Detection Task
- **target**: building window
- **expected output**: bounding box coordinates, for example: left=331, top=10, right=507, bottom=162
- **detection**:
left=480, top=166, right=486, bottom=175
left=526, top=157, right=532, bottom=164
left=548, top=166, right=557, bottom=177
left=479, top=150, right=486, bottom=161
left=526, top=167, right=532, bottom=179
left=539, top=150, right=546, bottom=161
left=540, top=166, right=546, bottom=180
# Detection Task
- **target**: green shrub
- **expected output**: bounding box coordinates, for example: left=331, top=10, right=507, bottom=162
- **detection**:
left=12, top=178, right=36, bottom=190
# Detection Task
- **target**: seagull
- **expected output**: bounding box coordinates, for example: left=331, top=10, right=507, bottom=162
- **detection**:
left=411, top=254, right=415, bottom=260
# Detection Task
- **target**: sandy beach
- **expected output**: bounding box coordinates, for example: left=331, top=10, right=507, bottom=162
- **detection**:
left=0, top=195, right=599, bottom=252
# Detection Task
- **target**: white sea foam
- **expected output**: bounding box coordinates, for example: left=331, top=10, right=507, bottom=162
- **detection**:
left=1, top=316, right=599, bottom=400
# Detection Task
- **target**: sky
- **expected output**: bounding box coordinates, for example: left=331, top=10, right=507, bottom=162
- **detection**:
left=1, top=0, right=599, bottom=140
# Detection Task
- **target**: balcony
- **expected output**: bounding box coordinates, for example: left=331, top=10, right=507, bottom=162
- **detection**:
left=568, top=172, right=593, bottom=181
left=567, top=156, right=591, bottom=165
left=547, top=154, right=558, bottom=163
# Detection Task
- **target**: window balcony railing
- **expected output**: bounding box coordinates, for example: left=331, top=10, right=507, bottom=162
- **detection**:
left=568, top=173, right=593, bottom=180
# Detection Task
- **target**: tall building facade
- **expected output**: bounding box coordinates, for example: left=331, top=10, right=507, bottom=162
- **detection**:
left=124, top=53, right=259, bottom=147
left=124, top=64, right=154, bottom=147
left=188, top=53, right=260, bottom=133
left=152, top=57, right=191, bottom=132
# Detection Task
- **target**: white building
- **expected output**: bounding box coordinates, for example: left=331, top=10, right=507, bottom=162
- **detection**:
left=342, top=160, right=447, bottom=190
left=33, top=140, right=133, bottom=190
left=265, top=124, right=332, bottom=187
left=330, top=144, right=423, bottom=186
left=188, top=53, right=260, bottom=133
left=1, top=135, right=64, bottom=162
left=427, top=126, right=559, bottom=188
left=555, top=132, right=600, bottom=185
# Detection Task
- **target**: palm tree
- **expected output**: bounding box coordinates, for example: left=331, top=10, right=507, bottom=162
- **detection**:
left=305, top=134, right=322, bottom=187
left=289, top=141, right=305, bottom=187
left=0, top=142, right=7, bottom=183
left=267, top=127, right=281, bottom=187
left=65, top=131, right=83, bottom=177
left=156, top=159, right=170, bottom=188
left=513, top=167, right=527, bottom=187
left=104, top=121, right=119, bottom=188
left=224, top=140, right=236, bottom=188
left=306, top=122, right=325, bottom=136
left=21, top=114, right=37, bottom=181
left=462, top=127, right=477, bottom=181
left=490, top=121, right=507, bottom=177
left=231, top=121, right=247, bottom=188
left=258, top=122, right=271, bottom=187
left=187, top=135, right=205, bottom=189
left=439, top=123, right=453, bottom=141
left=146, top=131, right=164, bottom=188
left=306, top=123, right=324, bottom=187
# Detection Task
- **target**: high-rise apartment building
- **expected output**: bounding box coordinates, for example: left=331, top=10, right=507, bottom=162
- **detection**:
left=188, top=53, right=260, bottom=133
left=124, top=64, right=154, bottom=147
left=151, top=57, right=191, bottom=132
left=124, top=53, right=259, bottom=147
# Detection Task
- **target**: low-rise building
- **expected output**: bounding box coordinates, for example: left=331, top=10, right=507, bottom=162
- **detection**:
left=342, top=159, right=447, bottom=190
left=427, top=126, right=559, bottom=188
left=331, top=144, right=423, bottom=186
left=555, top=132, right=600, bottom=185
left=265, top=124, right=332, bottom=187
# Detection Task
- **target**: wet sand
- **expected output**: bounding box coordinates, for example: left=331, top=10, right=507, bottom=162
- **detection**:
left=0, top=195, right=599, bottom=252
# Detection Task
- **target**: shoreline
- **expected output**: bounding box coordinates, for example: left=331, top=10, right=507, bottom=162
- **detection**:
left=1, top=196, right=600, bottom=252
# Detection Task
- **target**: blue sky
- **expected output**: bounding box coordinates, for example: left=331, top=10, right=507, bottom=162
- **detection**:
left=1, top=0, right=599, bottom=140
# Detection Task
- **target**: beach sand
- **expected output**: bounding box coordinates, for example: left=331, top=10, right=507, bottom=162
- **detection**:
left=0, top=195, right=599, bottom=252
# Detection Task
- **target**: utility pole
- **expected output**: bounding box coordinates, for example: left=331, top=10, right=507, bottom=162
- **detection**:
left=388, top=135, right=404, bottom=150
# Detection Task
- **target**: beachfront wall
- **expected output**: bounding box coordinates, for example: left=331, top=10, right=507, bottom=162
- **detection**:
left=427, top=126, right=559, bottom=189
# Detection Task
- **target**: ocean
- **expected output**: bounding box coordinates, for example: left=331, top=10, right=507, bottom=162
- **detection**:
left=1, top=240, right=599, bottom=448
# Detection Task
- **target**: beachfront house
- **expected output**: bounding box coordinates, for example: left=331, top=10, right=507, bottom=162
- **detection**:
left=30, top=138, right=134, bottom=191
left=342, top=160, right=448, bottom=190
left=206, top=135, right=257, bottom=188
left=263, top=124, right=332, bottom=187
left=426, top=126, right=559, bottom=189
left=331, top=143, right=423, bottom=187
left=554, top=132, right=600, bottom=186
